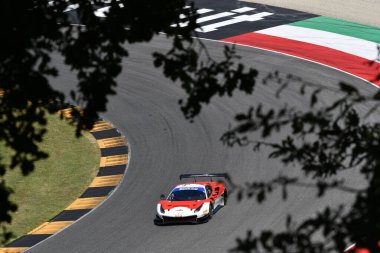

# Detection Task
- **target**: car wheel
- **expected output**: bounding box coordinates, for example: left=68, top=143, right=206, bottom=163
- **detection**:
left=154, top=215, right=164, bottom=226
left=222, top=190, right=228, bottom=206
left=208, top=203, right=214, bottom=220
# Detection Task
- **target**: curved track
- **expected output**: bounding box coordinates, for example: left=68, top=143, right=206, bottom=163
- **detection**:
left=28, top=36, right=376, bottom=252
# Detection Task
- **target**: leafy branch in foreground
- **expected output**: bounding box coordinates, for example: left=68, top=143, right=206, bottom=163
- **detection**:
left=208, top=69, right=380, bottom=253
left=154, top=41, right=258, bottom=119
left=0, top=0, right=261, bottom=243
left=154, top=35, right=380, bottom=251
left=218, top=73, right=380, bottom=252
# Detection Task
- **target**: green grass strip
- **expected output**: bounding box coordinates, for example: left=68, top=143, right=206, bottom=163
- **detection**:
left=1, top=114, right=99, bottom=245
left=290, top=16, right=380, bottom=44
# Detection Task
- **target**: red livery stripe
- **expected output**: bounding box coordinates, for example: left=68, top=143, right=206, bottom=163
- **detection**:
left=221, top=32, right=380, bottom=86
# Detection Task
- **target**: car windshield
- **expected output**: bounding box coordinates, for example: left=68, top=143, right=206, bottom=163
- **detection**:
left=168, top=189, right=206, bottom=201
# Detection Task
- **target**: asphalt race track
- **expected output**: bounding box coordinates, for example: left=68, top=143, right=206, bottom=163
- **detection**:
left=24, top=34, right=376, bottom=253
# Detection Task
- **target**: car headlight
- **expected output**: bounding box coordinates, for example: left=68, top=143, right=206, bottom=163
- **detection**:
left=160, top=204, right=165, bottom=214
left=194, top=204, right=203, bottom=213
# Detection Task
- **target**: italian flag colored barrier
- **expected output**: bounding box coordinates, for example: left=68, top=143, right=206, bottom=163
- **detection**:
left=222, top=17, right=380, bottom=86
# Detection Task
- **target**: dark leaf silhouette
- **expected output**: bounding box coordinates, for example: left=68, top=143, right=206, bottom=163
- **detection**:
left=218, top=73, right=380, bottom=252
left=1, top=1, right=380, bottom=252
left=0, top=0, right=261, bottom=243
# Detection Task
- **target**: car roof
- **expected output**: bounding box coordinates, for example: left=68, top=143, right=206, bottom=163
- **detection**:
left=172, top=183, right=206, bottom=191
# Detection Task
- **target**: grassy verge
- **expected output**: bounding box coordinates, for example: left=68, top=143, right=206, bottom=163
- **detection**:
left=1, top=113, right=99, bottom=245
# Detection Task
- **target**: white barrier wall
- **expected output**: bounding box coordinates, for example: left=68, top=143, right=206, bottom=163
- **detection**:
left=242, top=0, right=380, bottom=28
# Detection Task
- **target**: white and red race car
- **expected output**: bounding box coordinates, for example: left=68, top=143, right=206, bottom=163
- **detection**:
left=154, top=173, right=228, bottom=225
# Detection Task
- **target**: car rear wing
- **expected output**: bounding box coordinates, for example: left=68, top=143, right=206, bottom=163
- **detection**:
left=179, top=173, right=229, bottom=182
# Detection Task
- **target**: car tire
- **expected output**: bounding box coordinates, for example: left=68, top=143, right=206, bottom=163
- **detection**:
left=154, top=215, right=164, bottom=226
left=222, top=190, right=228, bottom=206
left=208, top=203, right=214, bottom=220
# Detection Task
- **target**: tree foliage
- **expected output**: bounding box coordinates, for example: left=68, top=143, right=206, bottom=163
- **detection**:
left=0, top=0, right=257, bottom=243
left=1, top=0, right=379, bottom=252
left=218, top=73, right=380, bottom=252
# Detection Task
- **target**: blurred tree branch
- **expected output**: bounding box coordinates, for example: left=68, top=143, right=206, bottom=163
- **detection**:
left=0, top=0, right=258, bottom=242
left=2, top=1, right=379, bottom=252
left=215, top=71, right=380, bottom=253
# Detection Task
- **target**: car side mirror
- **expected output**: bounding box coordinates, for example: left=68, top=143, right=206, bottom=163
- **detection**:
left=160, top=194, right=166, bottom=200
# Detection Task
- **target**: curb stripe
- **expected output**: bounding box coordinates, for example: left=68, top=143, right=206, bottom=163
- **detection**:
left=100, top=146, right=128, bottom=157
left=221, top=32, right=380, bottom=86
left=99, top=154, right=128, bottom=167
left=89, top=175, right=123, bottom=187
left=0, top=248, right=28, bottom=253
left=65, top=197, right=107, bottom=210
left=1, top=118, right=129, bottom=252
left=58, top=108, right=74, bottom=118
left=49, top=209, right=91, bottom=221
left=28, top=221, right=74, bottom=235
left=290, top=16, right=380, bottom=44
left=90, top=121, right=114, bottom=132
left=97, top=165, right=126, bottom=176
left=80, top=186, right=115, bottom=198
left=256, top=25, right=379, bottom=61
left=91, top=129, right=121, bottom=139
left=5, top=235, right=51, bottom=248
left=97, top=137, right=126, bottom=148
